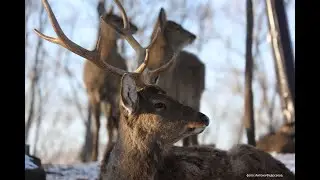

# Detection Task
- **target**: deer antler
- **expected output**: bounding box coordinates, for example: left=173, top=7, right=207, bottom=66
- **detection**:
left=34, top=0, right=174, bottom=78
left=34, top=0, right=127, bottom=76
left=107, top=0, right=175, bottom=75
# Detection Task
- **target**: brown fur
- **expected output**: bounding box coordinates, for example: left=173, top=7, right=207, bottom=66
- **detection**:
left=100, top=74, right=294, bottom=180
left=228, top=144, right=294, bottom=179
left=144, top=9, right=205, bottom=146
left=141, top=8, right=196, bottom=82
left=256, top=122, right=295, bottom=153
left=82, top=2, right=138, bottom=161
left=100, top=74, right=209, bottom=180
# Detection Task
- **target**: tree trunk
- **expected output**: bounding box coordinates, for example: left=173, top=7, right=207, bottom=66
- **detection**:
left=265, top=0, right=295, bottom=124
left=244, top=0, right=256, bottom=146
left=25, top=6, right=46, bottom=142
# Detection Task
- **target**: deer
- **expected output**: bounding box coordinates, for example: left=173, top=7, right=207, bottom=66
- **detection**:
left=140, top=7, right=205, bottom=147
left=256, top=121, right=295, bottom=153
left=35, top=0, right=295, bottom=179
left=82, top=0, right=139, bottom=161
left=34, top=0, right=175, bottom=161
left=100, top=8, right=203, bottom=151
left=97, top=72, right=294, bottom=180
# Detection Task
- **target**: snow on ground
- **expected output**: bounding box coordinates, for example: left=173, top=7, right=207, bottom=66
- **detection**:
left=25, top=155, right=39, bottom=170
left=45, top=162, right=100, bottom=180
left=272, top=153, right=295, bottom=173
left=44, top=153, right=295, bottom=179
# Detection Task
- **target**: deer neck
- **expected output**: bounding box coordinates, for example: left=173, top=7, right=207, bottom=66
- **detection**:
left=102, top=114, right=163, bottom=180
left=96, top=33, right=119, bottom=61
left=147, top=36, right=175, bottom=71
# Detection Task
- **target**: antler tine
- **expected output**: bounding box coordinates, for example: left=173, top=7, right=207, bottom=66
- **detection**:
left=34, top=0, right=97, bottom=63
left=134, top=28, right=161, bottom=73
left=34, top=0, right=126, bottom=76
left=110, top=0, right=145, bottom=68
left=147, top=27, right=161, bottom=49
left=105, top=0, right=164, bottom=75
left=113, top=0, right=129, bottom=30
left=135, top=49, right=150, bottom=73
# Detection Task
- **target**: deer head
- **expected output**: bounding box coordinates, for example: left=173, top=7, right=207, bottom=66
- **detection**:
left=99, top=9, right=138, bottom=41
left=119, top=73, right=209, bottom=146
left=142, top=8, right=197, bottom=85
left=96, top=0, right=138, bottom=37
left=151, top=8, right=196, bottom=52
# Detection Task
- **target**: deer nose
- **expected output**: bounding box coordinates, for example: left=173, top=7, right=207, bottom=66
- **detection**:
left=198, top=112, right=209, bottom=126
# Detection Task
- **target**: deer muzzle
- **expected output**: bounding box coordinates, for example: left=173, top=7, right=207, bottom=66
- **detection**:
left=186, top=112, right=210, bottom=134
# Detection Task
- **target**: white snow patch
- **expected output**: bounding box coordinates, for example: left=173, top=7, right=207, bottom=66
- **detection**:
left=45, top=162, right=100, bottom=180
left=25, top=155, right=38, bottom=170
left=272, top=153, right=295, bottom=173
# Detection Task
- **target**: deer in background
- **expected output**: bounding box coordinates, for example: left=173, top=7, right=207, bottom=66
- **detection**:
left=141, top=8, right=205, bottom=147
left=256, top=121, right=295, bottom=153
left=36, top=0, right=295, bottom=179
left=82, top=0, right=139, bottom=161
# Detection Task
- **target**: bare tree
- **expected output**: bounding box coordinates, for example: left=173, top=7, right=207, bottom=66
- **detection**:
left=25, top=4, right=47, bottom=142
left=244, top=0, right=256, bottom=146
left=252, top=2, right=278, bottom=134
left=265, top=0, right=295, bottom=124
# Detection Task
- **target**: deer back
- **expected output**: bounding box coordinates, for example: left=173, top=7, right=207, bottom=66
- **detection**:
left=228, top=144, right=295, bottom=179
left=158, top=51, right=205, bottom=110
left=160, top=146, right=234, bottom=180
left=158, top=144, right=294, bottom=180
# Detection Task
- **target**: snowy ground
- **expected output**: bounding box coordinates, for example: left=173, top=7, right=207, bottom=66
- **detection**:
left=272, top=153, right=295, bottom=173
left=25, top=155, right=39, bottom=169
left=40, top=153, right=295, bottom=180
left=45, top=162, right=100, bottom=180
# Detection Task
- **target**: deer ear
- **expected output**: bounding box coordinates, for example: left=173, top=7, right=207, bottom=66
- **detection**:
left=158, top=8, right=167, bottom=29
left=120, top=74, right=139, bottom=115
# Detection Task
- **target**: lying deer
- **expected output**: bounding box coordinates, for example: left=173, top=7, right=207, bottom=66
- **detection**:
left=256, top=122, right=295, bottom=153
left=82, top=0, right=138, bottom=161
left=98, top=72, right=294, bottom=180
left=35, top=0, right=294, bottom=179
left=141, top=7, right=205, bottom=147
left=97, top=65, right=294, bottom=180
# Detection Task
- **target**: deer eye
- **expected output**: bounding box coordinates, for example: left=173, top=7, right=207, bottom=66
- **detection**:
left=154, top=102, right=166, bottom=111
